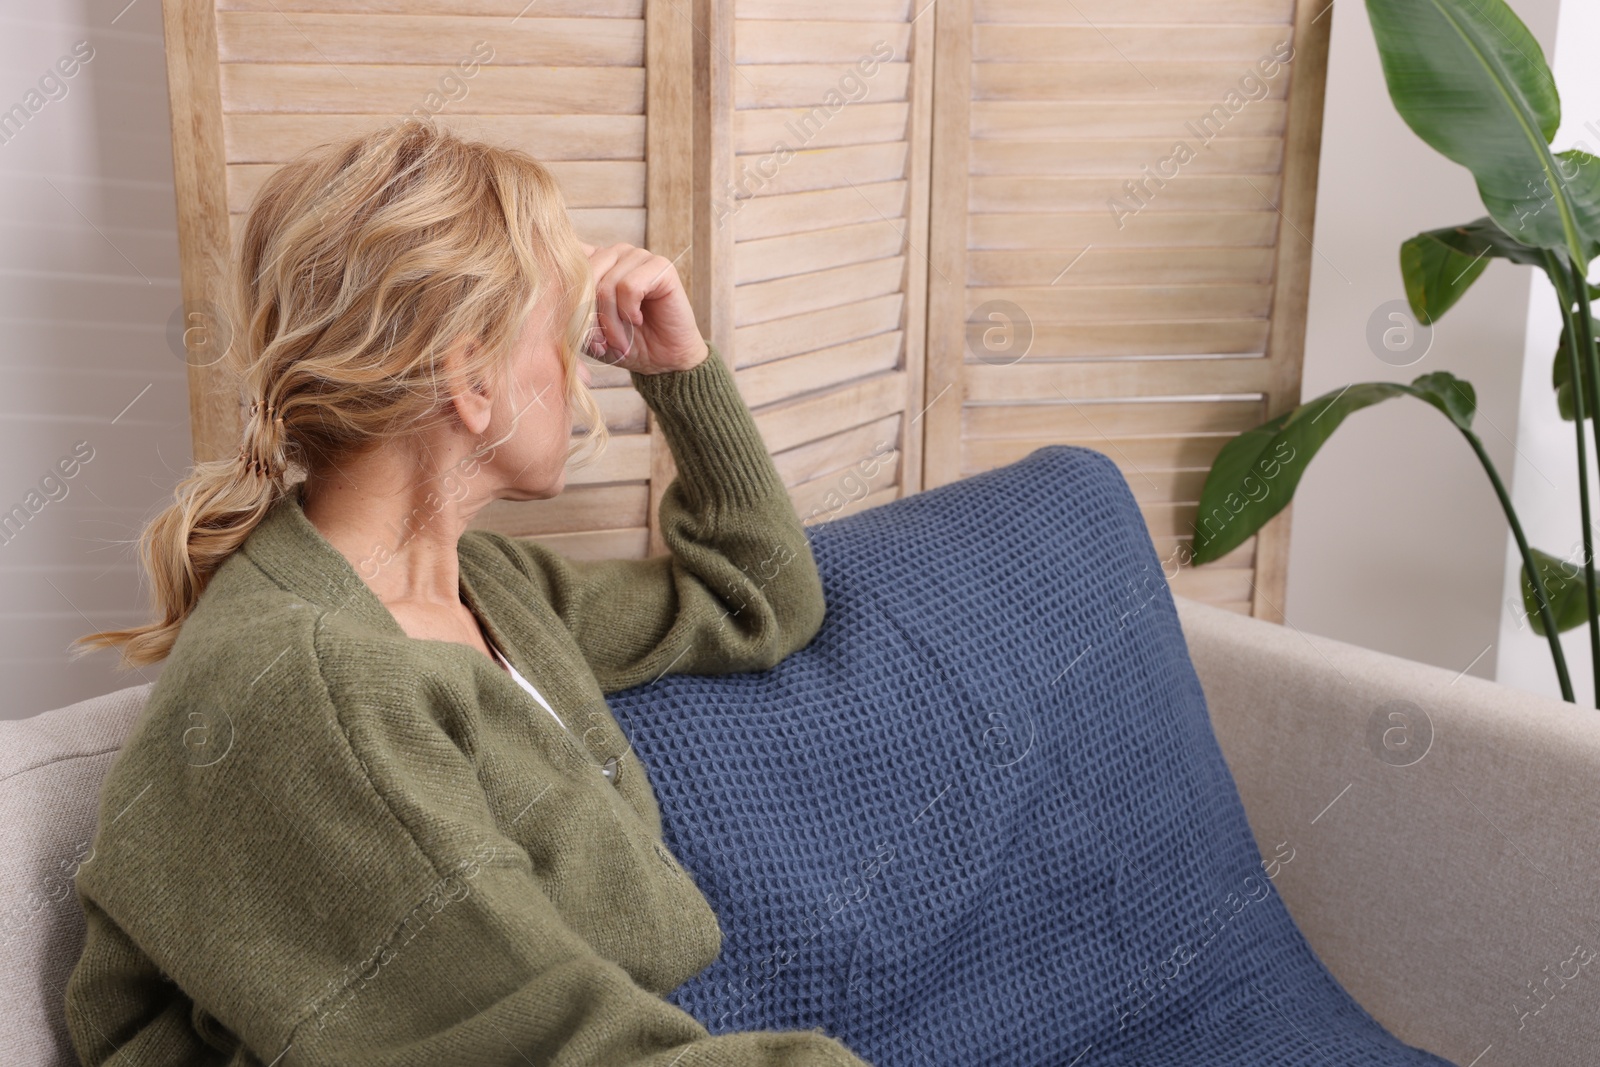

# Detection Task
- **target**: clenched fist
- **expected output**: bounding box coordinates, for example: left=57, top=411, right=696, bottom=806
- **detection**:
left=579, top=241, right=710, bottom=375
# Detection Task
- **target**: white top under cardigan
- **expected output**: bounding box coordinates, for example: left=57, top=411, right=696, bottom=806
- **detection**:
left=489, top=643, right=569, bottom=732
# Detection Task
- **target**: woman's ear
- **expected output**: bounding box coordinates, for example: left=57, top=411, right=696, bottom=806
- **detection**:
left=440, top=335, right=493, bottom=437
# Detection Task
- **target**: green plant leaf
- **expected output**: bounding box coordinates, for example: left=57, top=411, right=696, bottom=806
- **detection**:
left=1193, top=383, right=1408, bottom=563
left=1191, top=373, right=1480, bottom=564
left=1407, top=370, right=1478, bottom=430
left=1401, top=233, right=1493, bottom=325
left=1551, top=314, right=1600, bottom=421
left=1520, top=546, right=1596, bottom=635
left=1366, top=0, right=1600, bottom=263
left=1401, top=217, right=1549, bottom=323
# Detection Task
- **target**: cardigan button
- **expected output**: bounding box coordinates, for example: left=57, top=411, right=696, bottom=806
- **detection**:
left=601, top=756, right=620, bottom=783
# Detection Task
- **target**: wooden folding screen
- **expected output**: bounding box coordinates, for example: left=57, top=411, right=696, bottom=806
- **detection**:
left=697, top=0, right=933, bottom=538
left=162, top=0, right=1329, bottom=616
left=925, top=0, right=1330, bottom=619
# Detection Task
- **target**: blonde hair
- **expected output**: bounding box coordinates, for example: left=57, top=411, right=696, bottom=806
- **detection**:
left=75, top=119, right=609, bottom=668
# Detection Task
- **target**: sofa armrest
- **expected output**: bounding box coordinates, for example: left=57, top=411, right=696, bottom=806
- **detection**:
left=1174, top=594, right=1600, bottom=1067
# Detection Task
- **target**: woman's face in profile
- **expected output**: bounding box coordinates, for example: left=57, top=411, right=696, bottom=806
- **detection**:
left=478, top=286, right=594, bottom=504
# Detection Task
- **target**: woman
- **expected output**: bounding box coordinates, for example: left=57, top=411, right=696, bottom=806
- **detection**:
left=65, top=120, right=871, bottom=1066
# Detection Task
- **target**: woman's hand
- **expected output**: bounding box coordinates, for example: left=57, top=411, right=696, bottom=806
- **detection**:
left=579, top=241, right=709, bottom=375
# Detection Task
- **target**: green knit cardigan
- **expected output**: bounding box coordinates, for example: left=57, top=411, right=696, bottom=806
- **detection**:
left=64, top=344, right=872, bottom=1067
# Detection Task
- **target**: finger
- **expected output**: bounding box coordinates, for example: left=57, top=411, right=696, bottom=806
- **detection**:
left=587, top=244, right=627, bottom=353
left=611, top=248, right=664, bottom=332
left=594, top=245, right=652, bottom=355
left=583, top=321, right=611, bottom=362
left=595, top=279, right=634, bottom=356
left=584, top=335, right=625, bottom=366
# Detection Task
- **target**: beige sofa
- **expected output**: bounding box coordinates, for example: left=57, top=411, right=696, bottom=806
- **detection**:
left=3, top=596, right=1593, bottom=1066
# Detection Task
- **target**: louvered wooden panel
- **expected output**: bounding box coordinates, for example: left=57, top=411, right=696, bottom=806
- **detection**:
left=163, top=0, right=1329, bottom=600
left=701, top=0, right=935, bottom=526
left=925, top=0, right=1330, bottom=620
left=165, top=0, right=692, bottom=562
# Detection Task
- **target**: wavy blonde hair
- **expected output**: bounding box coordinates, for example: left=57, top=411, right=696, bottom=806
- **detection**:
left=75, top=119, right=609, bottom=668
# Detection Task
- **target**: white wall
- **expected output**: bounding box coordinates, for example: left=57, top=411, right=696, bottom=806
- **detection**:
left=0, top=1, right=189, bottom=719
left=1285, top=0, right=1562, bottom=684
left=1496, top=0, right=1600, bottom=705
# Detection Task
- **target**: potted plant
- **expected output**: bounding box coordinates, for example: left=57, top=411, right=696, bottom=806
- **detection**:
left=1188, top=0, right=1600, bottom=705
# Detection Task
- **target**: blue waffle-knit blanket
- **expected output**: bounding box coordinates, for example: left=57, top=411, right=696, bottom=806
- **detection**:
left=607, top=446, right=1457, bottom=1067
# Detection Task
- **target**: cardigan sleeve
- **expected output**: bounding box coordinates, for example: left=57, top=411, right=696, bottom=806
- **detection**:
left=64, top=618, right=872, bottom=1067
left=471, top=341, right=827, bottom=694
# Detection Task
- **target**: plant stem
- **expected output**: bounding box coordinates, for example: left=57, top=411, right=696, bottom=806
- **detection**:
left=1570, top=255, right=1600, bottom=706
left=1457, top=425, right=1575, bottom=703
left=1545, top=250, right=1600, bottom=706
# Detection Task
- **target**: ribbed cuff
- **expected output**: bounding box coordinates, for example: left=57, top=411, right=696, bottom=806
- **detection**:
left=629, top=341, right=785, bottom=510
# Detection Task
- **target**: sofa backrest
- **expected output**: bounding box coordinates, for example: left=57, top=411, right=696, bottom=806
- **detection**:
left=1, top=683, right=151, bottom=1067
